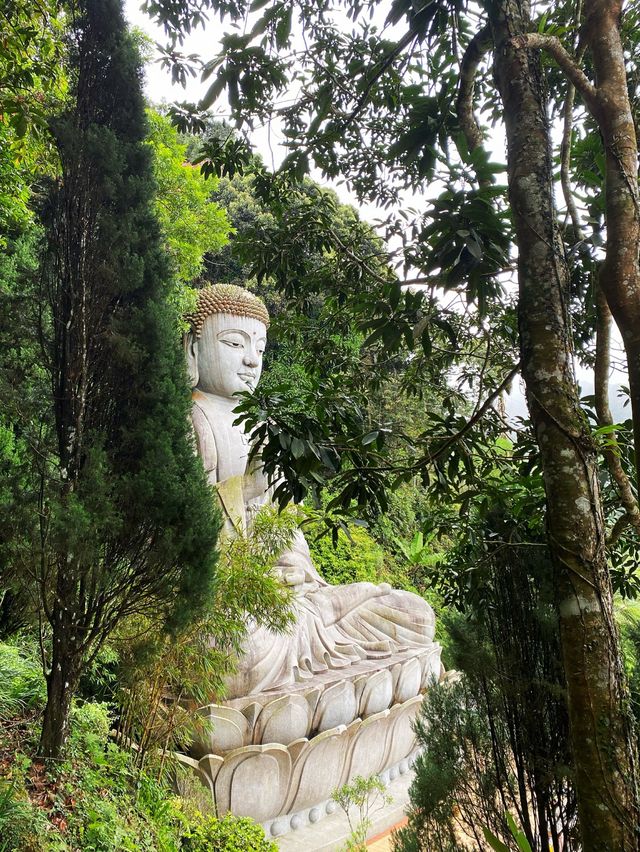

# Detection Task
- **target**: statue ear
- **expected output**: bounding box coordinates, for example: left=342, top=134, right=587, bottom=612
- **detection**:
left=184, top=333, right=199, bottom=388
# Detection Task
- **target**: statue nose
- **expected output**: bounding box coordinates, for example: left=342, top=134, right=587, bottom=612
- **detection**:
left=243, top=349, right=259, bottom=367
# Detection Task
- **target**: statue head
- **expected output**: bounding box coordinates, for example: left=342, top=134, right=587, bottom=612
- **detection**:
left=185, top=285, right=269, bottom=398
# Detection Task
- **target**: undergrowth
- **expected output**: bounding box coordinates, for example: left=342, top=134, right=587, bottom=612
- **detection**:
left=0, top=637, right=276, bottom=851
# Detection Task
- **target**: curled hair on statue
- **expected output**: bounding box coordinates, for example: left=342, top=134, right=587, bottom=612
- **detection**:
left=185, top=284, right=270, bottom=339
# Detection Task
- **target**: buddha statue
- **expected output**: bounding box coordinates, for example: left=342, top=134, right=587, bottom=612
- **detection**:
left=185, top=285, right=436, bottom=700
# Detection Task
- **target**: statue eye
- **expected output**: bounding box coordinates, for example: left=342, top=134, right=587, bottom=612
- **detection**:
left=222, top=338, right=244, bottom=348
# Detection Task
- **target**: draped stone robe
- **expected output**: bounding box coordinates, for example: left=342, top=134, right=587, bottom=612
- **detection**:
left=192, top=390, right=436, bottom=700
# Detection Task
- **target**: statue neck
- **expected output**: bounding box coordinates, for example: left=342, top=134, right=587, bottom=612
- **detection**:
left=195, top=390, right=243, bottom=417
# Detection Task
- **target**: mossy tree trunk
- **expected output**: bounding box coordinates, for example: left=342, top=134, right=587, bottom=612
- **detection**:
left=585, top=0, right=640, bottom=490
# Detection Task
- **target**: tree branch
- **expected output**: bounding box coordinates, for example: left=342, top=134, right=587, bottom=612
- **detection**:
left=607, top=512, right=633, bottom=547
left=456, top=23, right=493, bottom=154
left=512, top=33, right=599, bottom=114
left=559, top=0, right=586, bottom=236
left=560, top=81, right=583, bottom=235
left=340, top=28, right=417, bottom=130
left=417, top=363, right=520, bottom=469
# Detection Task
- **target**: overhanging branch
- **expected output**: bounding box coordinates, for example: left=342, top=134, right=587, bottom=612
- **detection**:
left=417, top=362, right=520, bottom=470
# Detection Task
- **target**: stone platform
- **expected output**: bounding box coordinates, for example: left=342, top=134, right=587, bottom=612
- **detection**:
left=175, top=643, right=441, bottom=838
left=191, top=644, right=442, bottom=756
left=275, top=760, right=415, bottom=851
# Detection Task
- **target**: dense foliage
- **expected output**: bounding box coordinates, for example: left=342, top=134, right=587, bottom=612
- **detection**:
left=48, top=0, right=222, bottom=759
left=395, top=502, right=575, bottom=852
left=0, top=637, right=276, bottom=851
left=146, top=110, right=230, bottom=315
left=0, top=0, right=66, bottom=234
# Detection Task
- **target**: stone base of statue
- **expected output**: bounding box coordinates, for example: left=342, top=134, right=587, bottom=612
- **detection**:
left=175, top=642, right=442, bottom=838
left=275, top=755, right=417, bottom=851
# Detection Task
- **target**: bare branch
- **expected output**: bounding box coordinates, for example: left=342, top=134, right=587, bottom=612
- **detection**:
left=340, top=28, right=418, bottom=130
left=559, top=1, right=587, bottom=235
left=560, top=82, right=583, bottom=236
left=417, top=363, right=520, bottom=470
left=608, top=512, right=633, bottom=547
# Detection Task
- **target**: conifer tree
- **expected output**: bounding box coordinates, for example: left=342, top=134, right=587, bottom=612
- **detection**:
left=34, top=0, right=220, bottom=760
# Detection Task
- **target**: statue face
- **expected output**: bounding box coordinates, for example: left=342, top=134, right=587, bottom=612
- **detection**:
left=193, top=312, right=267, bottom=398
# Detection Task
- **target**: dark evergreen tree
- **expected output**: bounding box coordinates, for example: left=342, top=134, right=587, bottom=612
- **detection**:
left=32, top=0, right=219, bottom=759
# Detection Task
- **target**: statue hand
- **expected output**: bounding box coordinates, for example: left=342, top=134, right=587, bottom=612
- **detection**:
left=377, top=582, right=392, bottom=595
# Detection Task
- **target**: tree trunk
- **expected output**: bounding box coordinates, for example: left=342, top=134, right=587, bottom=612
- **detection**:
left=38, top=592, right=82, bottom=760
left=584, top=0, right=640, bottom=487
left=489, top=1, right=640, bottom=848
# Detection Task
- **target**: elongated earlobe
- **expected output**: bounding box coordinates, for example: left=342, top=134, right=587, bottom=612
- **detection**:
left=184, top=333, right=199, bottom=388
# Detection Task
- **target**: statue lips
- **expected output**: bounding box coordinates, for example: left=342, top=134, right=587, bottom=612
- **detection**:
left=238, top=371, right=257, bottom=389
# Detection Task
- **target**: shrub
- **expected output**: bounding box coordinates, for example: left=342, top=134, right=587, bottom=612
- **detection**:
left=618, top=600, right=640, bottom=738
left=0, top=639, right=46, bottom=720
left=180, top=811, right=277, bottom=852
left=0, top=779, right=47, bottom=851
left=0, top=689, right=279, bottom=852
left=308, top=525, right=385, bottom=585
left=331, top=775, right=392, bottom=852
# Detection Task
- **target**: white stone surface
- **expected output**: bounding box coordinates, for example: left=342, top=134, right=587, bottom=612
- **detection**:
left=255, top=694, right=312, bottom=746
left=274, top=763, right=415, bottom=852
left=177, top=693, right=425, bottom=835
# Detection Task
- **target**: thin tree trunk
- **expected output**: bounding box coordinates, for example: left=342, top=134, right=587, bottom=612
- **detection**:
left=594, top=283, right=640, bottom=540
left=489, top=1, right=639, bottom=848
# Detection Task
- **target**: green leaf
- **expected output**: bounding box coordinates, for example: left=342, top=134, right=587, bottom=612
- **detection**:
left=291, top=437, right=306, bottom=458
left=14, top=113, right=28, bottom=138
left=201, top=56, right=223, bottom=82
left=482, top=827, right=510, bottom=852
left=465, top=237, right=483, bottom=260
left=275, top=6, right=292, bottom=48
left=505, top=813, right=533, bottom=852
left=200, top=72, right=226, bottom=110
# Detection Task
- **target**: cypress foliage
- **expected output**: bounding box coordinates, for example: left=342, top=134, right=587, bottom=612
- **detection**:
left=35, top=0, right=220, bottom=759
